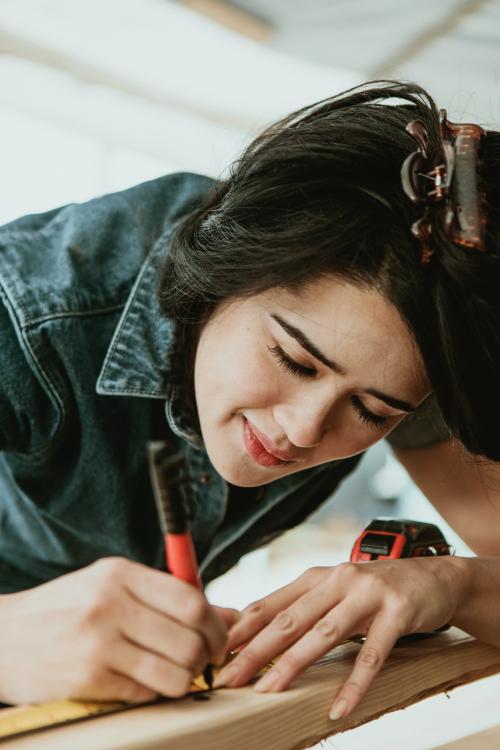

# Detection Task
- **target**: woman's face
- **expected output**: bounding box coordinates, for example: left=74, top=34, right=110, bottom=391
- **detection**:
left=194, top=276, right=430, bottom=487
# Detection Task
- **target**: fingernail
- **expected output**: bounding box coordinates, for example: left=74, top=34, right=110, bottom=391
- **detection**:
left=329, top=699, right=348, bottom=720
left=213, top=666, right=238, bottom=689
left=254, top=670, right=280, bottom=693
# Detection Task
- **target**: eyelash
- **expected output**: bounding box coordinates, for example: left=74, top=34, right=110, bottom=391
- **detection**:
left=268, top=344, right=316, bottom=379
left=268, top=344, right=390, bottom=430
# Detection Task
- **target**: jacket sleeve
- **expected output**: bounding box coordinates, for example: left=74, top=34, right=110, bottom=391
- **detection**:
left=0, top=298, right=52, bottom=454
left=386, top=395, right=450, bottom=450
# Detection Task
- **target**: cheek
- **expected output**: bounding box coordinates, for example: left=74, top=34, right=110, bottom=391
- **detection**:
left=240, top=349, right=278, bottom=397
left=196, top=337, right=279, bottom=419
left=231, top=349, right=281, bottom=411
left=318, top=412, right=394, bottom=462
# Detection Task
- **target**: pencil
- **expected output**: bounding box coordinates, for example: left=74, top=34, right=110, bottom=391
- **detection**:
left=147, top=441, right=214, bottom=690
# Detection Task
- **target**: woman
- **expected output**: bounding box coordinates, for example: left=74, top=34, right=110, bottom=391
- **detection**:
left=0, top=81, right=498, bottom=719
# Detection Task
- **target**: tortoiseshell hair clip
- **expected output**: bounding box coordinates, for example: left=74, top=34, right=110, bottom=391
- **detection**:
left=401, top=110, right=487, bottom=264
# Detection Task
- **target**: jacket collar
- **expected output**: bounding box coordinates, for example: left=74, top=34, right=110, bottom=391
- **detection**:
left=96, top=229, right=204, bottom=449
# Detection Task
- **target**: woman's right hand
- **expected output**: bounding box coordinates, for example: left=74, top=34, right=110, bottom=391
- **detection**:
left=0, top=557, right=233, bottom=705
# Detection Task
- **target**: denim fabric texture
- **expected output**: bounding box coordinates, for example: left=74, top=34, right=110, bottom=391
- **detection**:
left=0, top=173, right=364, bottom=593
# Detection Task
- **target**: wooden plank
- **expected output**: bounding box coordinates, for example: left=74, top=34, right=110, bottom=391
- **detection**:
left=433, top=724, right=500, bottom=750
left=7, top=628, right=500, bottom=750
left=5, top=628, right=500, bottom=750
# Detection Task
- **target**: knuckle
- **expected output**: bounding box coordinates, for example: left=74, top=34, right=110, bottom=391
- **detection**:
left=236, top=647, right=261, bottom=673
left=85, top=560, right=127, bottom=607
left=90, top=557, right=109, bottom=575
left=313, top=618, right=338, bottom=640
left=130, top=653, right=192, bottom=699
left=272, top=610, right=300, bottom=636
left=83, top=636, right=108, bottom=666
left=80, top=592, right=109, bottom=625
left=301, top=566, right=328, bottom=585
left=277, top=650, right=304, bottom=674
left=121, top=599, right=142, bottom=628
left=243, top=600, right=267, bottom=620
left=360, top=574, right=380, bottom=599
left=378, top=591, right=412, bottom=634
left=169, top=671, right=193, bottom=698
left=334, top=562, right=359, bottom=580
left=357, top=647, right=381, bottom=670
left=385, top=591, right=409, bottom=619
left=343, top=680, right=364, bottom=700
left=75, top=663, right=107, bottom=693
left=92, top=556, right=126, bottom=580
left=126, top=683, right=157, bottom=704
left=241, top=600, right=272, bottom=630
left=186, top=635, right=208, bottom=669
left=184, top=593, right=209, bottom=627
left=129, top=651, right=153, bottom=680
left=82, top=584, right=125, bottom=625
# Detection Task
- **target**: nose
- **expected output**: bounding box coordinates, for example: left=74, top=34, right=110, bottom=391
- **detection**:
left=273, top=390, right=335, bottom=449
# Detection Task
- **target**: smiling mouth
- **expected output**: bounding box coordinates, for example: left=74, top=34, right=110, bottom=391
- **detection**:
left=242, top=418, right=298, bottom=468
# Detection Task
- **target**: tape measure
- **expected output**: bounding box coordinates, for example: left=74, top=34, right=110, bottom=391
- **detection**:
left=0, top=669, right=216, bottom=740
left=350, top=518, right=452, bottom=562
left=349, top=517, right=452, bottom=639
left=0, top=517, right=452, bottom=741
left=0, top=653, right=273, bottom=741
left=0, top=699, right=128, bottom=739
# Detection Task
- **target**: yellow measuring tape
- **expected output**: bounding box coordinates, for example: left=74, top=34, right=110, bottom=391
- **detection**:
left=0, top=669, right=216, bottom=740
left=0, top=658, right=275, bottom=740
left=0, top=699, right=129, bottom=739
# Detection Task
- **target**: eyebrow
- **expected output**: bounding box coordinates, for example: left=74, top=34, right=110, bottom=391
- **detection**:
left=270, top=312, right=417, bottom=413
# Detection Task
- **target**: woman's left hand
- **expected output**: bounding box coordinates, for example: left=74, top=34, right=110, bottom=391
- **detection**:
left=213, top=556, right=469, bottom=719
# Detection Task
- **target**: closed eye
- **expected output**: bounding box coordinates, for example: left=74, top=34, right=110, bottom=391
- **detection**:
left=268, top=344, right=316, bottom=378
left=269, top=344, right=391, bottom=429
left=351, top=396, right=390, bottom=429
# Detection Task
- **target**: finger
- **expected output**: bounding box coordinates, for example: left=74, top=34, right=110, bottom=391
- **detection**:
left=122, top=561, right=228, bottom=662
left=253, top=596, right=377, bottom=693
left=227, top=568, right=326, bottom=652
left=328, top=613, right=402, bottom=720
left=213, top=606, right=241, bottom=629
left=120, top=600, right=210, bottom=676
left=215, top=574, right=340, bottom=688
left=109, top=639, right=195, bottom=699
left=73, top=669, right=157, bottom=704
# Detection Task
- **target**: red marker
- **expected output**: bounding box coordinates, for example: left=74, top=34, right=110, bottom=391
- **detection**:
left=147, top=441, right=213, bottom=689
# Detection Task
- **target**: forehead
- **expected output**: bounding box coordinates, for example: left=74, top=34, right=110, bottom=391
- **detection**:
left=259, top=276, right=429, bottom=394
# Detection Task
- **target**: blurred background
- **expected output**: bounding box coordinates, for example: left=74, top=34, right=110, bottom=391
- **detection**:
left=1, top=1, right=499, bottom=747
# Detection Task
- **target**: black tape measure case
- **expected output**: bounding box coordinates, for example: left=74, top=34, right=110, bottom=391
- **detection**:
left=350, top=518, right=452, bottom=562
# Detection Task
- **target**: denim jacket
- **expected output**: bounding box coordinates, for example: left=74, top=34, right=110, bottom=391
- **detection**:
left=0, top=173, right=365, bottom=593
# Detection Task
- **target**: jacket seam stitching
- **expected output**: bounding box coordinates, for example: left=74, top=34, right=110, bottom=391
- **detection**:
left=12, top=330, right=67, bottom=460
left=21, top=304, right=126, bottom=329
left=0, top=272, right=125, bottom=459
left=97, top=247, right=156, bottom=388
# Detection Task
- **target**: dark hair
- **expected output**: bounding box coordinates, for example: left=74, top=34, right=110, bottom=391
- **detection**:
left=158, top=80, right=500, bottom=461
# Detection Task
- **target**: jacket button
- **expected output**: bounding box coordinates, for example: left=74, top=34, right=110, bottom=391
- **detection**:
left=199, top=474, right=211, bottom=484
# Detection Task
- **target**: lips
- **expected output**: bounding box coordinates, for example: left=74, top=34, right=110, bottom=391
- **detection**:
left=243, top=418, right=297, bottom=468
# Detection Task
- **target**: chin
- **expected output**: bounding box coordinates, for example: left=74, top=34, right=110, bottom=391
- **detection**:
left=227, top=475, right=266, bottom=488
left=205, top=445, right=281, bottom=488
left=225, top=455, right=310, bottom=488
left=211, top=458, right=272, bottom=487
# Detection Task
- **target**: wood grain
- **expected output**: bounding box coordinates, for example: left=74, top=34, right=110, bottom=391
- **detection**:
left=7, top=628, right=500, bottom=750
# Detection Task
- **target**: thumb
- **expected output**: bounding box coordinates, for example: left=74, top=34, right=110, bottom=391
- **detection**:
left=213, top=605, right=242, bottom=629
